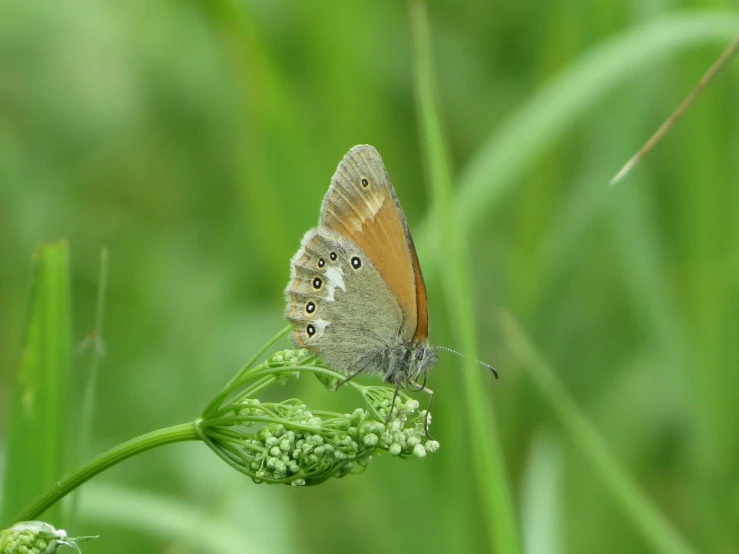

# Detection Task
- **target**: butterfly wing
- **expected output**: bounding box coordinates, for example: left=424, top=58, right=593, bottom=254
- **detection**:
left=284, top=226, right=404, bottom=375
left=318, top=144, right=429, bottom=343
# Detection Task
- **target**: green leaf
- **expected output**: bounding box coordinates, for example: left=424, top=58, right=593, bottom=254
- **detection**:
left=1, top=241, right=71, bottom=527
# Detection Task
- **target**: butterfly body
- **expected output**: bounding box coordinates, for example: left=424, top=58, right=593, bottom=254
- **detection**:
left=284, top=145, right=436, bottom=385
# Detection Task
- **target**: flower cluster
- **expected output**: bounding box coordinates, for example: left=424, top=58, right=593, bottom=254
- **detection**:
left=199, top=349, right=439, bottom=486
left=0, top=521, right=96, bottom=554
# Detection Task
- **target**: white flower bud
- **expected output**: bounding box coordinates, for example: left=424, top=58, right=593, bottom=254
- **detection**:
left=424, top=440, right=440, bottom=453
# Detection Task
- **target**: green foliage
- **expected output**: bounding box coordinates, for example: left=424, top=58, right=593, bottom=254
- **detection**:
left=9, top=337, right=437, bottom=524
left=2, top=243, right=71, bottom=528
left=409, top=3, right=520, bottom=553
left=1, top=0, right=738, bottom=553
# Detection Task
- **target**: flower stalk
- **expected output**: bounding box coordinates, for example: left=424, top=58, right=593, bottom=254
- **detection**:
left=9, top=327, right=439, bottom=524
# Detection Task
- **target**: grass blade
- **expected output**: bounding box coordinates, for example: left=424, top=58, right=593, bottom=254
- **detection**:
left=520, top=433, right=564, bottom=554
left=610, top=33, right=739, bottom=185
left=1, top=241, right=71, bottom=527
left=80, top=483, right=276, bottom=554
left=70, top=247, right=109, bottom=523
left=499, top=310, right=697, bottom=554
left=415, top=12, right=739, bottom=252
left=409, top=2, right=521, bottom=552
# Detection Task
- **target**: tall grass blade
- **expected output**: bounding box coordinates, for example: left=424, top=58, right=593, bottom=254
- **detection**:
left=70, top=247, right=109, bottom=523
left=409, top=2, right=521, bottom=552
left=1, top=241, right=71, bottom=527
left=499, top=310, right=697, bottom=554
left=416, top=12, right=739, bottom=253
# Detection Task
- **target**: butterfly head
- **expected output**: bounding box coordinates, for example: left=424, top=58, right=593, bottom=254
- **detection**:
left=381, top=339, right=438, bottom=385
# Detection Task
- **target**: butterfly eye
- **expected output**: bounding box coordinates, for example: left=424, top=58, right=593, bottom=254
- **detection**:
left=312, top=277, right=322, bottom=289
left=306, top=301, right=316, bottom=314
left=317, top=258, right=325, bottom=268
left=329, top=252, right=337, bottom=261
left=306, top=324, right=315, bottom=337
left=361, top=178, right=369, bottom=187
left=351, top=256, right=361, bottom=269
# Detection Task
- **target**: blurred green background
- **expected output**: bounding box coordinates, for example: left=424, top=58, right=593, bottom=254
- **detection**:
left=1, top=0, right=738, bottom=553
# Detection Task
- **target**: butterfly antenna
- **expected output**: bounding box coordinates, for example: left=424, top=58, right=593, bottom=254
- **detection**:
left=437, top=346, right=499, bottom=379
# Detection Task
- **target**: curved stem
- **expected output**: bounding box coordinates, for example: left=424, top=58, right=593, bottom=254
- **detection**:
left=11, top=422, right=200, bottom=523
left=229, top=325, right=293, bottom=386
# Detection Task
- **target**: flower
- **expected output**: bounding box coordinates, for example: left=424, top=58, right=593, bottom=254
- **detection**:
left=198, top=349, right=439, bottom=486
left=0, top=521, right=97, bottom=553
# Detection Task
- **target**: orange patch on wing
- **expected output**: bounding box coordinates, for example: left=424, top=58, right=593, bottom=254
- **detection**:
left=292, top=328, right=306, bottom=347
left=409, top=233, right=429, bottom=341
left=323, top=194, right=419, bottom=340
left=288, top=301, right=299, bottom=320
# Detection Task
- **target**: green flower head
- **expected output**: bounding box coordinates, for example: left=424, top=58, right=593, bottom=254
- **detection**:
left=0, top=521, right=97, bottom=554
left=199, top=349, right=440, bottom=486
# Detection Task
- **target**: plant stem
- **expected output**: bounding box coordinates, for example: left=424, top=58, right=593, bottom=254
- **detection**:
left=11, top=422, right=200, bottom=524
left=409, top=2, right=521, bottom=553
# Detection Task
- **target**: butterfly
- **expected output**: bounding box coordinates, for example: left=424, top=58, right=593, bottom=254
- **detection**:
left=284, top=145, right=497, bottom=396
left=284, top=144, right=437, bottom=387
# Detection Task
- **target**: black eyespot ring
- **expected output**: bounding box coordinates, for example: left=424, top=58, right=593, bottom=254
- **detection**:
left=361, top=178, right=369, bottom=187
left=312, top=277, right=322, bottom=289
left=329, top=252, right=337, bottom=261
left=306, top=301, right=316, bottom=314
left=318, top=258, right=325, bottom=268
left=351, top=256, right=361, bottom=269
left=306, top=324, right=315, bottom=337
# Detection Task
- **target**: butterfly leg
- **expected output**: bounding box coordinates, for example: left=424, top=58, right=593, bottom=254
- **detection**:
left=386, top=382, right=403, bottom=424
left=408, top=379, right=435, bottom=440
left=333, top=367, right=365, bottom=391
